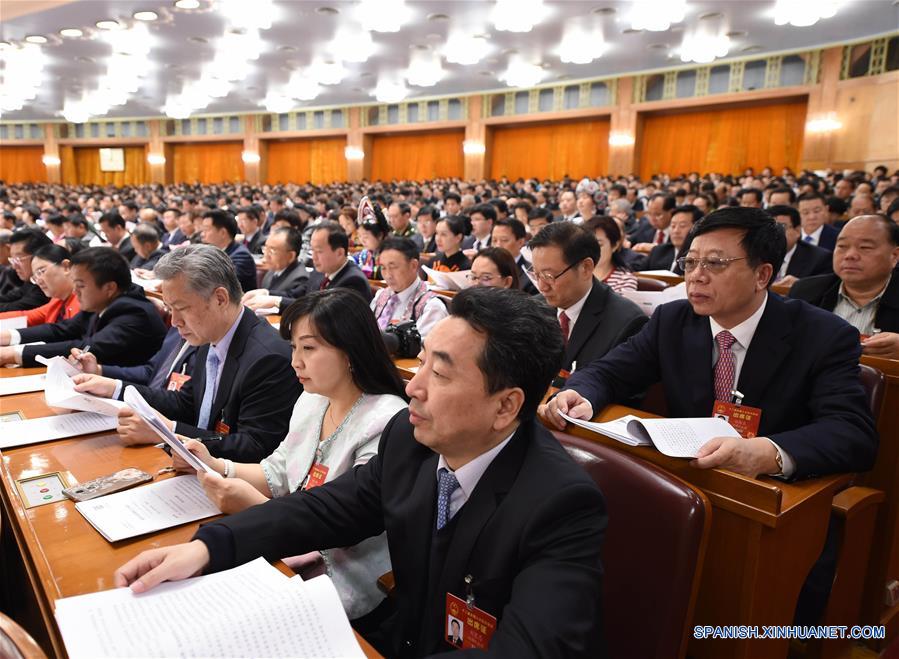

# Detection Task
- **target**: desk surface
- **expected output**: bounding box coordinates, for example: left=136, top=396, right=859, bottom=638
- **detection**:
left=0, top=378, right=380, bottom=658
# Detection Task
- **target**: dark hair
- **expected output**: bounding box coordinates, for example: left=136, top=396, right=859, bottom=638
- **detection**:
left=360, top=210, right=390, bottom=239
left=610, top=184, right=627, bottom=197
left=65, top=214, right=88, bottom=227
left=380, top=237, right=419, bottom=261
left=691, top=207, right=786, bottom=286
left=98, top=211, right=126, bottom=229
left=237, top=206, right=260, bottom=222
left=528, top=207, right=553, bottom=223
left=797, top=191, right=827, bottom=206
left=272, top=227, right=301, bottom=256
left=582, top=215, right=629, bottom=270
left=273, top=209, right=301, bottom=229
left=739, top=188, right=763, bottom=203
left=826, top=196, right=849, bottom=215
left=473, top=247, right=520, bottom=289
left=32, top=243, right=71, bottom=265
left=391, top=201, right=411, bottom=216
left=672, top=204, right=704, bottom=224
left=489, top=198, right=509, bottom=215
left=649, top=193, right=676, bottom=212
left=494, top=217, right=527, bottom=241
left=768, top=204, right=801, bottom=228
left=417, top=205, right=438, bottom=221
left=450, top=287, right=563, bottom=419
left=313, top=221, right=349, bottom=253
left=121, top=200, right=139, bottom=212
left=438, top=215, right=467, bottom=237
left=64, top=237, right=88, bottom=255
left=470, top=203, right=497, bottom=223
left=444, top=192, right=461, bottom=204
left=528, top=221, right=600, bottom=267
left=769, top=187, right=797, bottom=204
left=69, top=246, right=131, bottom=292
left=45, top=214, right=65, bottom=227
left=280, top=288, right=407, bottom=399
left=203, top=209, right=239, bottom=239
left=9, top=228, right=52, bottom=255
left=887, top=198, right=899, bottom=218
left=132, top=223, right=160, bottom=245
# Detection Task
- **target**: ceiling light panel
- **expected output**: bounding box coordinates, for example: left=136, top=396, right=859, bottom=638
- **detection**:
left=630, top=0, right=687, bottom=31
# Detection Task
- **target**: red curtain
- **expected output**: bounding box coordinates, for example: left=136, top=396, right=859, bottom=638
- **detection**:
left=0, top=146, right=47, bottom=183
left=489, top=119, right=610, bottom=180
left=370, top=130, right=464, bottom=180
left=172, top=141, right=244, bottom=183
left=266, top=137, right=347, bottom=184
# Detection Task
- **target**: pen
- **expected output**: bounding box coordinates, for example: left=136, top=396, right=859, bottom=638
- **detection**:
left=75, top=345, right=91, bottom=361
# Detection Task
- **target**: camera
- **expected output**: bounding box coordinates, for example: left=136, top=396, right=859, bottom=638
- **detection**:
left=382, top=320, right=422, bottom=358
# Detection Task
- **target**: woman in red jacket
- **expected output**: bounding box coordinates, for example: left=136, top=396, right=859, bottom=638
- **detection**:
left=0, top=244, right=79, bottom=326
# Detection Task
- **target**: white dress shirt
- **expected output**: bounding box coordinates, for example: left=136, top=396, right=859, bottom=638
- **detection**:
left=777, top=243, right=798, bottom=281
left=436, top=428, right=516, bottom=520
left=800, top=225, right=823, bottom=246
left=557, top=286, right=592, bottom=337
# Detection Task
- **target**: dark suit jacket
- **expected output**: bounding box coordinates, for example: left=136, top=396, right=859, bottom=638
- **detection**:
left=278, top=260, right=372, bottom=313
left=17, top=284, right=166, bottom=367
left=0, top=280, right=48, bottom=312
left=412, top=233, right=437, bottom=253
left=260, top=260, right=308, bottom=296
left=462, top=234, right=491, bottom=251
left=102, top=326, right=198, bottom=386
left=814, top=224, right=840, bottom=251
left=785, top=241, right=833, bottom=279
left=789, top=273, right=899, bottom=333
left=0, top=265, right=22, bottom=297
left=562, top=280, right=648, bottom=373
left=635, top=242, right=680, bottom=272
left=194, top=412, right=607, bottom=658
left=161, top=228, right=185, bottom=248
left=515, top=255, right=539, bottom=295
left=225, top=241, right=259, bottom=294
left=626, top=217, right=655, bottom=245
left=115, top=235, right=137, bottom=264
left=128, top=309, right=301, bottom=462
left=130, top=247, right=167, bottom=270
left=243, top=231, right=266, bottom=255
left=563, top=294, right=878, bottom=480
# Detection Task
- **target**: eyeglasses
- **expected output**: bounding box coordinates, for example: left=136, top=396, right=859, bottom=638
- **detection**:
left=32, top=264, right=56, bottom=279
left=465, top=273, right=498, bottom=284
left=526, top=260, right=579, bottom=284
left=10, top=255, right=32, bottom=266
left=677, top=256, right=747, bottom=273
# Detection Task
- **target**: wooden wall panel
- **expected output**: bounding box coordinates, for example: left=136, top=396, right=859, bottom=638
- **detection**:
left=61, top=146, right=149, bottom=185
left=370, top=130, right=464, bottom=181
left=0, top=146, right=47, bottom=183
left=171, top=141, right=243, bottom=183
left=830, top=75, right=899, bottom=171
left=265, top=137, right=346, bottom=184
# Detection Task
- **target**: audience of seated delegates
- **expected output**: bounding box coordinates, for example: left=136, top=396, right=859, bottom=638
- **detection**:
left=582, top=216, right=638, bottom=294
left=198, top=209, right=257, bottom=294
left=0, top=229, right=52, bottom=311
left=526, top=206, right=554, bottom=238
left=529, top=222, right=647, bottom=382
left=169, top=289, right=407, bottom=622
left=97, top=211, right=137, bottom=262
left=387, top=201, right=417, bottom=239
left=0, top=229, right=23, bottom=296
left=115, top=287, right=608, bottom=658
left=441, top=191, right=462, bottom=216
left=411, top=204, right=438, bottom=254
left=129, top=223, right=167, bottom=270
left=557, top=189, right=580, bottom=223
left=431, top=215, right=471, bottom=272
left=631, top=192, right=676, bottom=253
left=799, top=191, right=841, bottom=250
left=468, top=247, right=520, bottom=290
left=576, top=190, right=599, bottom=223
left=258, top=227, right=309, bottom=297
left=768, top=205, right=833, bottom=288
left=0, top=244, right=79, bottom=326
left=491, top=218, right=537, bottom=295
left=44, top=213, right=67, bottom=244
left=848, top=192, right=877, bottom=221
left=0, top=246, right=165, bottom=367
left=739, top=188, right=764, bottom=208
left=790, top=214, right=899, bottom=360
left=353, top=210, right=390, bottom=280
left=159, top=207, right=181, bottom=247
left=72, top=245, right=300, bottom=462
left=462, top=203, right=495, bottom=255
left=635, top=204, right=702, bottom=274
left=767, top=186, right=797, bottom=208
left=64, top=213, right=100, bottom=248
left=880, top=186, right=899, bottom=215
left=371, top=238, right=448, bottom=337
left=337, top=205, right=361, bottom=249
left=235, top=206, right=267, bottom=255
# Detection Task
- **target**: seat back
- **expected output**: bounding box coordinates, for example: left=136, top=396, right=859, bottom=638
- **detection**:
left=636, top=277, right=668, bottom=292
left=859, top=363, right=885, bottom=418
left=0, top=612, right=46, bottom=659
left=554, top=432, right=711, bottom=659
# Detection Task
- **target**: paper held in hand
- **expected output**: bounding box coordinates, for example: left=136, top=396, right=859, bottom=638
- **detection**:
left=560, top=412, right=741, bottom=458
left=123, top=385, right=214, bottom=474
left=422, top=265, right=473, bottom=291
left=43, top=357, right=127, bottom=417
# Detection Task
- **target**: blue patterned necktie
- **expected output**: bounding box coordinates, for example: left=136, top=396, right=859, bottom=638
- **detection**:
left=803, top=235, right=814, bottom=243
left=196, top=349, right=221, bottom=429
left=436, top=467, right=461, bottom=530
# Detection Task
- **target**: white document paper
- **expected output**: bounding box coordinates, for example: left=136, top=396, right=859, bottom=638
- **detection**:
left=0, top=412, right=118, bottom=449
left=35, top=354, right=81, bottom=377
left=637, top=269, right=681, bottom=277
left=123, top=386, right=213, bottom=474
left=75, top=475, right=220, bottom=542
left=43, top=358, right=126, bottom=417
left=622, top=281, right=687, bottom=316
left=422, top=265, right=473, bottom=291
left=253, top=306, right=280, bottom=317
left=562, top=413, right=740, bottom=458
left=130, top=271, right=162, bottom=292
left=0, top=373, right=46, bottom=396
left=54, top=557, right=365, bottom=658
left=0, top=316, right=27, bottom=331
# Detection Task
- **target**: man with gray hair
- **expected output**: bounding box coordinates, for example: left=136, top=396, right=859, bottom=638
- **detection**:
left=129, top=223, right=167, bottom=270
left=74, top=244, right=300, bottom=462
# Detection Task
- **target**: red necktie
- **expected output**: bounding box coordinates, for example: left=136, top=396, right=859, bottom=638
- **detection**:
left=713, top=330, right=737, bottom=402
left=655, top=230, right=665, bottom=245
left=559, top=311, right=571, bottom=345
left=319, top=276, right=330, bottom=291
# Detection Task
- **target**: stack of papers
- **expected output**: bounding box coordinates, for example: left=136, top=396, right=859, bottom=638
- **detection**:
left=0, top=316, right=27, bottom=332
left=0, top=412, right=118, bottom=449
left=622, top=282, right=687, bottom=316
left=561, top=412, right=740, bottom=458
left=130, top=272, right=162, bottom=292
left=55, top=558, right=365, bottom=658
left=422, top=265, right=473, bottom=291
left=44, top=358, right=127, bottom=417
left=0, top=373, right=46, bottom=396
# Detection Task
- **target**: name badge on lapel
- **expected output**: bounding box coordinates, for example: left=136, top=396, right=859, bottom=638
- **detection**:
left=166, top=372, right=191, bottom=391
left=445, top=578, right=496, bottom=651
left=214, top=418, right=230, bottom=435
left=303, top=463, right=329, bottom=490
left=712, top=390, right=761, bottom=438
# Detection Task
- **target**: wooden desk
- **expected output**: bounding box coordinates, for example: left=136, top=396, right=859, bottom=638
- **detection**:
left=557, top=405, right=852, bottom=659
left=0, top=386, right=379, bottom=658
left=859, top=355, right=899, bottom=645
left=394, top=358, right=418, bottom=381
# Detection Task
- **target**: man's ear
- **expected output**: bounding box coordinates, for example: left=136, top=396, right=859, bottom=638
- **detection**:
left=492, top=387, right=525, bottom=431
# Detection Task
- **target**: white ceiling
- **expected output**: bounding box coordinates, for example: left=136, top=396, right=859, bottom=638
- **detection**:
left=1, top=0, right=897, bottom=122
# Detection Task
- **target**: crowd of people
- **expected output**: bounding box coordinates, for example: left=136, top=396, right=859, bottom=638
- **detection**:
left=0, top=163, right=896, bottom=656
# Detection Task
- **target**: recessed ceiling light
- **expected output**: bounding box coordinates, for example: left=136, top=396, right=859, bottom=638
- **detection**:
left=622, top=28, right=643, bottom=34
left=699, top=12, right=723, bottom=20
left=316, top=6, right=339, bottom=14
left=593, top=7, right=617, bottom=15
left=279, top=45, right=297, bottom=52
left=556, top=74, right=571, bottom=80
left=411, top=44, right=429, bottom=50
left=25, top=35, right=48, bottom=44
left=741, top=45, right=762, bottom=53
left=427, top=13, right=449, bottom=21
left=95, top=20, right=122, bottom=30
left=726, top=30, right=748, bottom=38
left=76, top=55, right=95, bottom=62
left=648, top=43, right=670, bottom=50
left=188, top=36, right=208, bottom=43
left=174, top=0, right=200, bottom=9
left=60, top=28, right=84, bottom=38
left=134, top=10, right=158, bottom=21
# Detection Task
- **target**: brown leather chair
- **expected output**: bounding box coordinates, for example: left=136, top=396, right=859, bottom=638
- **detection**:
left=554, top=431, right=711, bottom=659
left=0, top=612, right=46, bottom=659
left=859, top=363, right=885, bottom=418
left=635, top=276, right=668, bottom=292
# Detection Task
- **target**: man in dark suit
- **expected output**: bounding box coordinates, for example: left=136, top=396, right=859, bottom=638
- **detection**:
left=462, top=203, right=495, bottom=256
left=798, top=192, right=840, bottom=251
left=411, top=205, right=438, bottom=254
left=0, top=247, right=166, bottom=367
left=129, top=223, right=168, bottom=270
left=201, top=209, right=258, bottom=293
left=769, top=205, right=832, bottom=288
left=635, top=204, right=701, bottom=273
left=631, top=193, right=674, bottom=254
left=73, top=245, right=300, bottom=463
left=529, top=222, right=646, bottom=377
left=791, top=215, right=899, bottom=360
left=0, top=228, right=51, bottom=312
left=492, top=218, right=538, bottom=295
left=257, top=228, right=308, bottom=296
left=236, top=206, right=267, bottom=255
left=543, top=207, right=877, bottom=481
left=98, top=211, right=136, bottom=263
left=113, top=287, right=608, bottom=659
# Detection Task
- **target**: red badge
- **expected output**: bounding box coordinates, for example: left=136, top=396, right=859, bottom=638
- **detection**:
left=712, top=400, right=762, bottom=439
left=214, top=419, right=230, bottom=435
left=166, top=372, right=191, bottom=391
left=304, top=463, right=329, bottom=490
left=445, top=592, right=496, bottom=650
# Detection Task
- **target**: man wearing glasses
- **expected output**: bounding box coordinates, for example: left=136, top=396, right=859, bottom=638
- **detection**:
left=529, top=222, right=646, bottom=381
left=0, top=228, right=52, bottom=312
left=541, top=207, right=877, bottom=482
